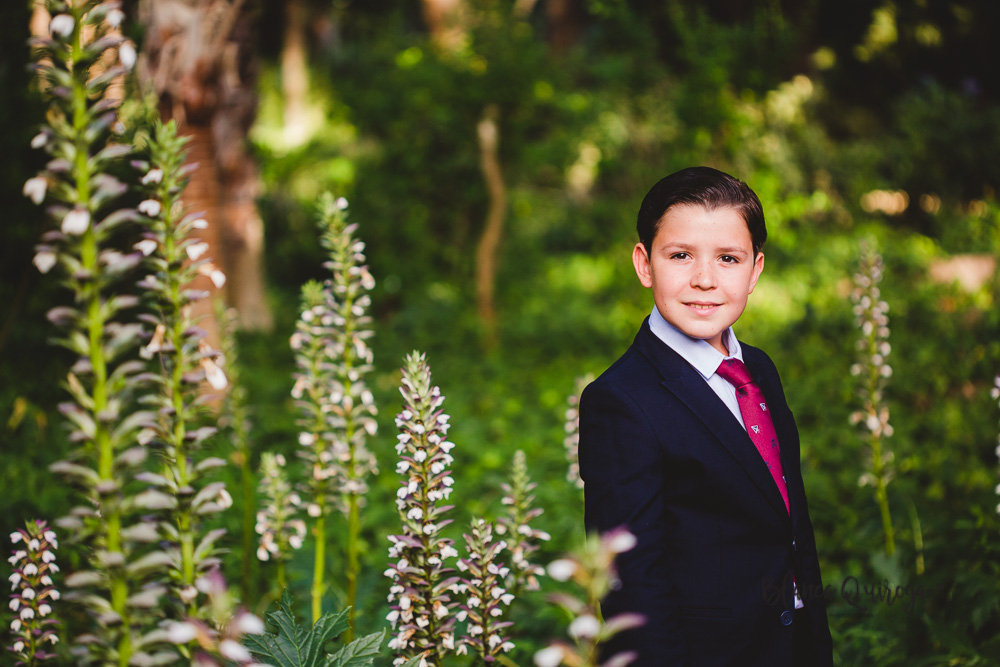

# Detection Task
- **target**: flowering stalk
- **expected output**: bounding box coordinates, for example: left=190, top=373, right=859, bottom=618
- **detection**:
left=455, top=519, right=515, bottom=661
left=217, top=303, right=257, bottom=604
left=533, top=528, right=644, bottom=667
left=496, top=450, right=549, bottom=597
left=7, top=521, right=61, bottom=665
left=27, top=2, right=163, bottom=664
left=992, top=375, right=1000, bottom=517
left=563, top=378, right=590, bottom=490
left=255, top=453, right=306, bottom=592
left=292, top=281, right=334, bottom=622
left=385, top=352, right=459, bottom=666
left=164, top=569, right=265, bottom=667
left=849, top=241, right=896, bottom=556
left=291, top=194, right=378, bottom=626
left=133, top=119, right=231, bottom=615
left=316, top=194, right=377, bottom=633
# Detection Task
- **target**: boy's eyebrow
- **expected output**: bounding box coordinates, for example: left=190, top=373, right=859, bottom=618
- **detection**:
left=716, top=246, right=751, bottom=255
left=660, top=242, right=750, bottom=255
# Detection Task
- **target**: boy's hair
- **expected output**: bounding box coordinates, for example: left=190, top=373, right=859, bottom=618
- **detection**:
left=637, top=166, right=766, bottom=256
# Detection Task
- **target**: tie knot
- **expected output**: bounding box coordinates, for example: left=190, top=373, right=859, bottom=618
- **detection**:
left=715, top=357, right=753, bottom=388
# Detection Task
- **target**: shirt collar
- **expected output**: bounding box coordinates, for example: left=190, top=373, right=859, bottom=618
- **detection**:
left=648, top=305, right=743, bottom=380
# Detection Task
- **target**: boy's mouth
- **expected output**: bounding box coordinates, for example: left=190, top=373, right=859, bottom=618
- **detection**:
left=685, top=302, right=721, bottom=311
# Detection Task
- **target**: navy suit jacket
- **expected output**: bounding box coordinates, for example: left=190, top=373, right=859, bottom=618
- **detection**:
left=579, top=319, right=833, bottom=666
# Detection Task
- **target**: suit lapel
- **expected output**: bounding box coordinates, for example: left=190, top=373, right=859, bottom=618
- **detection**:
left=633, top=320, right=791, bottom=521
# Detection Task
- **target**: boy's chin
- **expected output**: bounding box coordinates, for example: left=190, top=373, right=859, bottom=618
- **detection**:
left=668, top=318, right=728, bottom=340
left=670, top=320, right=734, bottom=352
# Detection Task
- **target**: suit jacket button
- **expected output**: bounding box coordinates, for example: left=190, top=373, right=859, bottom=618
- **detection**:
left=780, top=610, right=794, bottom=626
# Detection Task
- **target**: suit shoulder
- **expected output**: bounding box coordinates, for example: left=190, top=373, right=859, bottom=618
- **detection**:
left=584, top=344, right=652, bottom=398
left=741, top=342, right=793, bottom=407
left=741, top=342, right=780, bottom=375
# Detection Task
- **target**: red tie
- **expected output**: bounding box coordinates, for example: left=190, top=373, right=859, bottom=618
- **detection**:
left=715, top=358, right=789, bottom=514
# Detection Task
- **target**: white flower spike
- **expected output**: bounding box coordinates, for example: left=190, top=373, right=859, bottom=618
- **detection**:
left=119, top=42, right=137, bottom=70
left=186, top=241, right=209, bottom=261
left=32, top=252, right=57, bottom=274
left=23, top=177, right=47, bottom=205
left=137, top=199, right=162, bottom=217
left=107, top=8, right=125, bottom=28
left=49, top=14, right=74, bottom=38
left=61, top=208, right=90, bottom=235
left=141, top=168, right=164, bottom=185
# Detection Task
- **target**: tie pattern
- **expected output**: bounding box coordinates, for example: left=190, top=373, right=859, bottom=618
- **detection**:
left=715, top=358, right=789, bottom=513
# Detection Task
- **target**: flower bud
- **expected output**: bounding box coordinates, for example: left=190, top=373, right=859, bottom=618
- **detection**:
left=49, top=14, right=74, bottom=37
left=61, top=208, right=90, bottom=235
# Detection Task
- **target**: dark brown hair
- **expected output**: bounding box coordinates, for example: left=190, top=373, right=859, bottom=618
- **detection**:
left=637, top=166, right=766, bottom=256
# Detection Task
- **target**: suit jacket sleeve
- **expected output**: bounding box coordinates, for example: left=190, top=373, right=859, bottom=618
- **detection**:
left=579, top=380, right=687, bottom=666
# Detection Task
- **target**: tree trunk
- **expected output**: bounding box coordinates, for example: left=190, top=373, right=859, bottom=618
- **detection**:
left=282, top=0, right=309, bottom=145
left=178, top=124, right=226, bottom=351
left=220, top=154, right=272, bottom=330
left=138, top=0, right=272, bottom=332
left=475, top=104, right=506, bottom=350
left=213, top=10, right=273, bottom=331
left=420, top=0, right=466, bottom=51
left=513, top=0, right=539, bottom=19
left=546, top=0, right=580, bottom=52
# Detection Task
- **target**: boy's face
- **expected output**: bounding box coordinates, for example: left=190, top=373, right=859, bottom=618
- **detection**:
left=632, top=203, right=764, bottom=356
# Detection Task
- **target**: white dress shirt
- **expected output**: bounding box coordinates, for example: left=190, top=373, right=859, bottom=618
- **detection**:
left=647, top=306, right=747, bottom=430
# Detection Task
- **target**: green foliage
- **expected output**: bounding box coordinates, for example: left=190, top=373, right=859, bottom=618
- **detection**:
left=5, top=0, right=1000, bottom=664
left=244, top=590, right=387, bottom=667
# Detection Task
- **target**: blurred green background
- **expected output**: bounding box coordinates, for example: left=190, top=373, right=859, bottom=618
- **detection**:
left=2, top=0, right=1000, bottom=663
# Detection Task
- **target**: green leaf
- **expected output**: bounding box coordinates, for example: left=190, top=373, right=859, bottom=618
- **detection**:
left=244, top=633, right=298, bottom=667
left=302, top=608, right=351, bottom=664
left=192, top=528, right=227, bottom=563
left=327, top=630, right=384, bottom=667
left=49, top=460, right=99, bottom=486
left=247, top=590, right=355, bottom=667
left=109, top=410, right=156, bottom=447
left=125, top=551, right=175, bottom=578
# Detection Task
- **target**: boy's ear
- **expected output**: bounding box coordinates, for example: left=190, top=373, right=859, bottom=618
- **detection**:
left=747, top=251, right=765, bottom=294
left=632, top=243, right=653, bottom=288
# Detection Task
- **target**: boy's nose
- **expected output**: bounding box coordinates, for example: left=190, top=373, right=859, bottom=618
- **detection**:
left=691, top=262, right=717, bottom=289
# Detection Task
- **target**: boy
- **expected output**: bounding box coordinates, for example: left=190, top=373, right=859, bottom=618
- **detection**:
left=579, top=167, right=833, bottom=666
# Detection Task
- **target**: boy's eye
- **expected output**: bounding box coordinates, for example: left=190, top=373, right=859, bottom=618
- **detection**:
left=670, top=252, right=690, bottom=260
left=719, top=255, right=739, bottom=264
